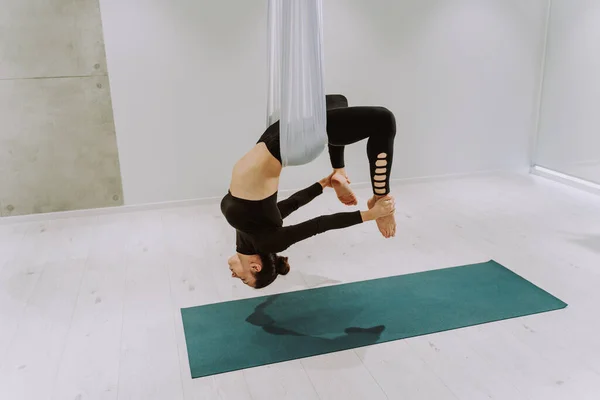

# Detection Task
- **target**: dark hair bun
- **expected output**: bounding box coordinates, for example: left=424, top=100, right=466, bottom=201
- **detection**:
left=275, top=256, right=290, bottom=275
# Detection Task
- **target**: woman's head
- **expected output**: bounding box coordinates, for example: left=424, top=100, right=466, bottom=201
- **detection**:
left=228, top=253, right=290, bottom=288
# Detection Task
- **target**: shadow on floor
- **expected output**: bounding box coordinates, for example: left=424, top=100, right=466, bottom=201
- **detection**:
left=245, top=294, right=385, bottom=370
left=567, top=233, right=600, bottom=255
left=296, top=272, right=342, bottom=288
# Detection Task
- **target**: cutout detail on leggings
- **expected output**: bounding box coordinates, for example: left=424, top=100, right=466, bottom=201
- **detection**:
left=374, top=154, right=389, bottom=195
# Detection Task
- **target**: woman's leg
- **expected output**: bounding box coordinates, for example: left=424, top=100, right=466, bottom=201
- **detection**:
left=325, top=94, right=349, bottom=171
left=326, top=106, right=397, bottom=237
left=324, top=95, right=358, bottom=205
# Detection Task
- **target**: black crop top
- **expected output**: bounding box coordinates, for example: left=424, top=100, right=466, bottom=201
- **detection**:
left=257, top=121, right=282, bottom=163
left=220, top=183, right=363, bottom=255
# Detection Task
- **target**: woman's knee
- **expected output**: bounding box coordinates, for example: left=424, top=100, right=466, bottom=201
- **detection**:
left=374, top=107, right=396, bottom=137
left=326, top=94, right=349, bottom=110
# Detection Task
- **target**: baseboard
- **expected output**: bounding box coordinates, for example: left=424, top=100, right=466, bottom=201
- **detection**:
left=379, top=167, right=528, bottom=185
left=530, top=165, right=600, bottom=196
left=569, top=159, right=600, bottom=167
left=0, top=196, right=222, bottom=225
left=0, top=167, right=527, bottom=225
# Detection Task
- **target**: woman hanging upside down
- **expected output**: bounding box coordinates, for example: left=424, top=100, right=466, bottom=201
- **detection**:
left=220, top=95, right=397, bottom=288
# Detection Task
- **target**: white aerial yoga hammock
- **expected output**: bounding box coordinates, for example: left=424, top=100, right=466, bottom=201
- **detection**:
left=266, top=0, right=327, bottom=167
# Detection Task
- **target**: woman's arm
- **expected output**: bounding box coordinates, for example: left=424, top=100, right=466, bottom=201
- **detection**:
left=260, top=209, right=377, bottom=253
left=277, top=176, right=330, bottom=219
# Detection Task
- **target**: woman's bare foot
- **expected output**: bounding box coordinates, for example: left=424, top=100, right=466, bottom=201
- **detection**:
left=331, top=170, right=358, bottom=206
left=367, top=195, right=397, bottom=238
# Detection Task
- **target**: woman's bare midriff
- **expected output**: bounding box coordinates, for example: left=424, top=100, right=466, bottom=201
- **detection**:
left=229, top=143, right=282, bottom=200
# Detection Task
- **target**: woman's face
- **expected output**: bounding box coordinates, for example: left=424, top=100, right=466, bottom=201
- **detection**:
left=228, top=254, right=258, bottom=287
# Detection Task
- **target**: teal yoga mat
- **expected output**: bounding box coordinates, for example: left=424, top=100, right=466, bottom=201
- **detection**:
left=181, top=260, right=567, bottom=378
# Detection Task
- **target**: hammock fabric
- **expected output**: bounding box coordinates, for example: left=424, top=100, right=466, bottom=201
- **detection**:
left=266, top=0, right=327, bottom=167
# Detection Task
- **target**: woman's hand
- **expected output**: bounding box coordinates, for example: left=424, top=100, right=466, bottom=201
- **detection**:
left=319, top=172, right=336, bottom=189
left=369, top=195, right=395, bottom=219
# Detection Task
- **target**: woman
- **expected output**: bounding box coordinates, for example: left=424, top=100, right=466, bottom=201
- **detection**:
left=221, top=95, right=397, bottom=288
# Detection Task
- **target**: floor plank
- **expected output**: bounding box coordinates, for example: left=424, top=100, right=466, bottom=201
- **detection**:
left=0, top=259, right=86, bottom=400
left=51, top=258, right=126, bottom=400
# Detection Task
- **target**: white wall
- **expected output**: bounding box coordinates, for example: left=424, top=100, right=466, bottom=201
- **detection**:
left=535, top=0, right=600, bottom=183
left=99, top=0, right=549, bottom=205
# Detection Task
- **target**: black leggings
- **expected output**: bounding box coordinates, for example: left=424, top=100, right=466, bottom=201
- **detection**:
left=325, top=95, right=396, bottom=196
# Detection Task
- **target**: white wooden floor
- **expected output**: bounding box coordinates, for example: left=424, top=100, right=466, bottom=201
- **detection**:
left=1, top=172, right=600, bottom=400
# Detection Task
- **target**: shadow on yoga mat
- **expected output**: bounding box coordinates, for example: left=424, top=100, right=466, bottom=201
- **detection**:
left=181, top=260, right=567, bottom=378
